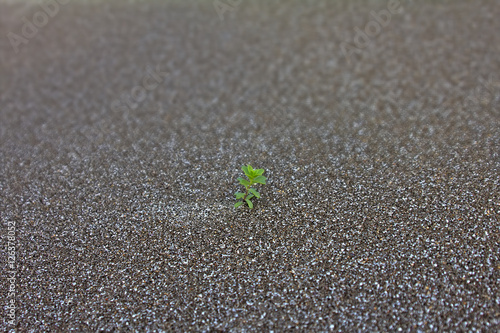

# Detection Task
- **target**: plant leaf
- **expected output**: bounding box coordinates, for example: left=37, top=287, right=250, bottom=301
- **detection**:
left=246, top=194, right=254, bottom=200
left=249, top=188, right=260, bottom=198
left=253, top=175, right=267, bottom=184
left=241, top=165, right=249, bottom=175
left=238, top=177, right=250, bottom=186
left=235, top=192, right=245, bottom=199
left=245, top=198, right=253, bottom=209
left=234, top=201, right=243, bottom=208
left=247, top=165, right=254, bottom=174
left=255, top=169, right=265, bottom=175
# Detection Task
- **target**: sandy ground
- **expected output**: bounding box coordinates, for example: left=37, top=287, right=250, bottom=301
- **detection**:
left=1, top=0, right=499, bottom=331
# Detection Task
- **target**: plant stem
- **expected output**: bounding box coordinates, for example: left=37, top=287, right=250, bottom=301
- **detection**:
left=243, top=184, right=250, bottom=201
left=242, top=178, right=256, bottom=201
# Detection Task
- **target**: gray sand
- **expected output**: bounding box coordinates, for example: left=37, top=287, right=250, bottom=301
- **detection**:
left=1, top=0, right=499, bottom=331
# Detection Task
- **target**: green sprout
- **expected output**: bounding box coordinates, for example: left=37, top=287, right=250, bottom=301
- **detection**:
left=234, top=165, right=267, bottom=209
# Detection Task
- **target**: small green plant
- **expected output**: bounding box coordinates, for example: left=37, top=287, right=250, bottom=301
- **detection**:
left=234, top=165, right=267, bottom=209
